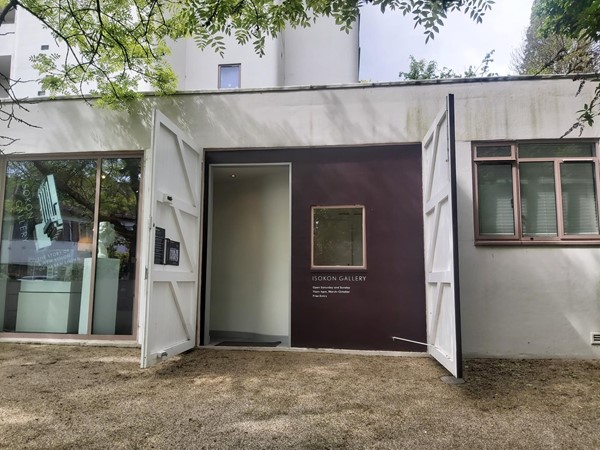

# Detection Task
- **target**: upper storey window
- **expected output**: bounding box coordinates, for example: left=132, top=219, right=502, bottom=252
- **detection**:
left=218, top=64, right=241, bottom=89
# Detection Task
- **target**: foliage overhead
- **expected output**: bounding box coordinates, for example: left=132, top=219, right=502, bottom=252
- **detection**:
left=513, top=0, right=598, bottom=75
left=399, top=50, right=496, bottom=80
left=537, top=0, right=600, bottom=43
left=0, top=0, right=495, bottom=109
left=517, top=0, right=600, bottom=133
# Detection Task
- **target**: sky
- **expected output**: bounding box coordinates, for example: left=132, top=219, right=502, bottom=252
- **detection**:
left=359, top=0, right=535, bottom=81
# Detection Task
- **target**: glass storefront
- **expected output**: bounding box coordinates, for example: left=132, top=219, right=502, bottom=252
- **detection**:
left=0, top=156, right=141, bottom=337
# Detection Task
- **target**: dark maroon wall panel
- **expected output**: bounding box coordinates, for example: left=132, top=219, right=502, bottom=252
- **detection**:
left=205, top=145, right=426, bottom=351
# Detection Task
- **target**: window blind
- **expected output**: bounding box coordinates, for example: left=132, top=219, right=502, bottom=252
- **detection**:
left=477, top=164, right=514, bottom=235
left=561, top=163, right=599, bottom=235
left=520, top=162, right=557, bottom=237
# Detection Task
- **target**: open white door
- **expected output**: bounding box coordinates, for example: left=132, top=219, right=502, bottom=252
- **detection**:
left=141, top=110, right=203, bottom=368
left=422, top=94, right=463, bottom=379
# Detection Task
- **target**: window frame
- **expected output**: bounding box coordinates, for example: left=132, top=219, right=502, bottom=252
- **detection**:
left=0, top=151, right=144, bottom=341
left=218, top=63, right=241, bottom=89
left=310, top=204, right=367, bottom=270
left=473, top=140, right=600, bottom=245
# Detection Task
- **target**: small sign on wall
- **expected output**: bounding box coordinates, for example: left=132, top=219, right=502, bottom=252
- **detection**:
left=154, top=228, right=180, bottom=266
left=165, top=239, right=180, bottom=266
left=154, top=227, right=166, bottom=264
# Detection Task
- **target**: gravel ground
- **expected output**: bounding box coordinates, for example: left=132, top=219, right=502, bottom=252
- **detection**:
left=0, top=344, right=599, bottom=449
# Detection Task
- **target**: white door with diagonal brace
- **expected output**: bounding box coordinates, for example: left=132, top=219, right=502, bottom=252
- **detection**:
left=422, top=94, right=463, bottom=379
left=141, top=110, right=203, bottom=368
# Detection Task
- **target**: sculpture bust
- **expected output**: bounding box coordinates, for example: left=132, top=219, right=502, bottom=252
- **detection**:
left=97, top=221, right=116, bottom=258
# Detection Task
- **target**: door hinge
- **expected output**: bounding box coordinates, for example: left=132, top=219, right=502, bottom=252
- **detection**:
left=145, top=267, right=149, bottom=280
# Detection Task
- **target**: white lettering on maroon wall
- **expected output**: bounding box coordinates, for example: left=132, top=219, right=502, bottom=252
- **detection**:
left=311, top=274, right=366, bottom=298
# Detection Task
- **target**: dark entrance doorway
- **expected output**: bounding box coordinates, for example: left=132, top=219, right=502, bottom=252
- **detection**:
left=204, top=165, right=291, bottom=346
left=203, top=145, right=426, bottom=351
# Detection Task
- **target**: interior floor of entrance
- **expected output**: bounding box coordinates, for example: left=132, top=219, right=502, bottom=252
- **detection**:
left=207, top=165, right=290, bottom=347
left=211, top=339, right=283, bottom=347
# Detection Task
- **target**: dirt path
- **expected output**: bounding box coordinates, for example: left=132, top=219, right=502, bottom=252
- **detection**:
left=0, top=344, right=598, bottom=449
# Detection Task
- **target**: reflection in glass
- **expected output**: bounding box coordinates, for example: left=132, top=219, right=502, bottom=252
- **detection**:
left=313, top=206, right=364, bottom=267
left=0, top=160, right=96, bottom=333
left=92, top=158, right=140, bottom=335
left=561, top=163, right=599, bottom=235
left=476, top=146, right=512, bottom=158
left=519, top=143, right=594, bottom=158
left=219, top=64, right=241, bottom=89
left=477, top=164, right=515, bottom=235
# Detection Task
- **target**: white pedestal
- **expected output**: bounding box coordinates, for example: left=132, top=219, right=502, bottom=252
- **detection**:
left=78, top=258, right=93, bottom=334
left=0, top=278, right=6, bottom=331
left=79, top=258, right=120, bottom=335
left=15, top=280, right=83, bottom=333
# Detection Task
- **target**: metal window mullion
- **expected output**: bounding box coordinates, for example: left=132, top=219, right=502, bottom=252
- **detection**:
left=555, top=160, right=565, bottom=239
left=594, top=141, right=600, bottom=233
left=362, top=205, right=367, bottom=268
left=511, top=143, right=521, bottom=239
left=595, top=159, right=600, bottom=234
left=512, top=161, right=522, bottom=239
left=130, top=157, right=145, bottom=341
left=472, top=157, right=481, bottom=240
left=310, top=206, right=315, bottom=268
left=0, top=156, right=8, bottom=237
left=85, top=158, right=103, bottom=336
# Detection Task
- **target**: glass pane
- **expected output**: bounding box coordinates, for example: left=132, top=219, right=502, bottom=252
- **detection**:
left=92, top=158, right=141, bottom=335
left=0, top=160, right=96, bottom=333
left=520, top=162, right=558, bottom=237
left=219, top=65, right=240, bottom=89
left=476, top=146, right=511, bottom=158
left=519, top=143, right=594, bottom=158
left=561, top=163, right=599, bottom=235
left=313, top=207, right=364, bottom=267
left=477, top=164, right=514, bottom=235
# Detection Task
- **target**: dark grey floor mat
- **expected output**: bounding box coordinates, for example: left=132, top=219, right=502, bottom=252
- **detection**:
left=216, top=341, right=281, bottom=347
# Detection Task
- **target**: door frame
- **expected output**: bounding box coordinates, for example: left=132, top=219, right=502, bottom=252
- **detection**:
left=202, top=162, right=292, bottom=347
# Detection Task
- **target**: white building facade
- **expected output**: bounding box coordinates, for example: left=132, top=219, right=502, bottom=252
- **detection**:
left=0, top=77, right=599, bottom=377
left=0, top=9, right=359, bottom=99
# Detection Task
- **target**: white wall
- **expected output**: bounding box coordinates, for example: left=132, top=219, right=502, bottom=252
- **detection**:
left=283, top=17, right=359, bottom=86
left=209, top=166, right=290, bottom=338
left=163, top=16, right=358, bottom=90
left=452, top=81, right=600, bottom=358
left=11, top=9, right=59, bottom=99
left=3, top=77, right=600, bottom=358
left=181, top=35, right=283, bottom=90
left=4, top=12, right=356, bottom=96
left=9, top=9, right=98, bottom=99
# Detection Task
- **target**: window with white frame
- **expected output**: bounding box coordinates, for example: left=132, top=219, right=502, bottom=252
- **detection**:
left=218, top=64, right=241, bottom=89
left=473, top=141, right=600, bottom=243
